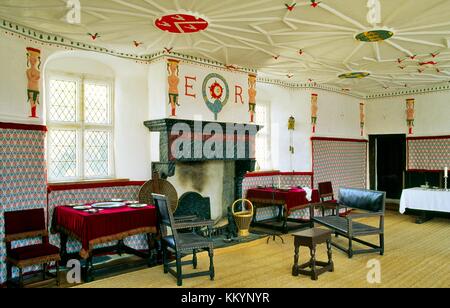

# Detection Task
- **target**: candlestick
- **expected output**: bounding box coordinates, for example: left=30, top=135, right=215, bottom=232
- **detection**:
left=445, top=167, right=448, bottom=178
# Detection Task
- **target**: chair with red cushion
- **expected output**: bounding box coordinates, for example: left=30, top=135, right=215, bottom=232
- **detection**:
left=318, top=182, right=338, bottom=216
left=4, top=208, right=60, bottom=288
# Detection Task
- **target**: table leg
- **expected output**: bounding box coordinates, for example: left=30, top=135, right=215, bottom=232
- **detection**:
left=83, top=256, right=94, bottom=283
left=327, top=239, right=334, bottom=272
left=60, top=233, right=69, bottom=265
left=292, top=243, right=300, bottom=276
left=310, top=245, right=317, bottom=280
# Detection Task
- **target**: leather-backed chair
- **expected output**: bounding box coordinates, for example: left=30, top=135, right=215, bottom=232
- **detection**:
left=4, top=208, right=60, bottom=287
left=152, top=193, right=215, bottom=286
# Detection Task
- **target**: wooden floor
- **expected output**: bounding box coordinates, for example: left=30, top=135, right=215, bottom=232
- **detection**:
left=77, top=211, right=450, bottom=288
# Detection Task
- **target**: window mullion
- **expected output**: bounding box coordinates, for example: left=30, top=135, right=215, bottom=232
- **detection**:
left=80, top=76, right=85, bottom=180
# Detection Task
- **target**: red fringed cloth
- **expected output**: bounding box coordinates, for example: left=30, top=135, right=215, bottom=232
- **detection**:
left=52, top=205, right=157, bottom=259
left=246, top=188, right=319, bottom=214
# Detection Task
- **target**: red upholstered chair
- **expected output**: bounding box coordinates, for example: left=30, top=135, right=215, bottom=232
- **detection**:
left=318, top=182, right=337, bottom=216
left=4, top=208, right=60, bottom=288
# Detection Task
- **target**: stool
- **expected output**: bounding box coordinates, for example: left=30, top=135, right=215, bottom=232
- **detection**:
left=292, top=228, right=334, bottom=280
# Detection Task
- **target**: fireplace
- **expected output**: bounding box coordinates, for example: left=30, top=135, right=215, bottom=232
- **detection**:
left=144, top=118, right=261, bottom=224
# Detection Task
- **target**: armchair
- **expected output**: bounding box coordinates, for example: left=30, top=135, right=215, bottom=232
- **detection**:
left=152, top=194, right=215, bottom=286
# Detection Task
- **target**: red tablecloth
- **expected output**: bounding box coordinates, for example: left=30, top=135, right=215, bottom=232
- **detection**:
left=52, top=205, right=157, bottom=259
left=246, top=188, right=307, bottom=211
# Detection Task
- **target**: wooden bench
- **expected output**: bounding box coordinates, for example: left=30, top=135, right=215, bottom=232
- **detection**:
left=311, top=188, right=385, bottom=258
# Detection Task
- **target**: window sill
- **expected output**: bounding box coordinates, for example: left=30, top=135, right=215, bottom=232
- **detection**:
left=47, top=179, right=147, bottom=192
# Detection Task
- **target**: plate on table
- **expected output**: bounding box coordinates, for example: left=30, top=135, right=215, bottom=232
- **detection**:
left=128, top=204, right=148, bottom=208
left=65, top=203, right=84, bottom=207
left=111, top=198, right=125, bottom=202
left=125, top=200, right=140, bottom=205
left=91, top=202, right=126, bottom=209
left=73, top=206, right=92, bottom=210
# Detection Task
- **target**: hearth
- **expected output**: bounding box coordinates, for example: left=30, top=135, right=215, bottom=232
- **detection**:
left=144, top=118, right=262, bottom=229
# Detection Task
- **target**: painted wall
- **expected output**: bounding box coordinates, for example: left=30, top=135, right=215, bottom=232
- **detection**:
left=0, top=31, right=152, bottom=181
left=257, top=83, right=364, bottom=173
left=0, top=33, right=59, bottom=125
left=366, top=91, right=450, bottom=136
left=175, top=62, right=251, bottom=123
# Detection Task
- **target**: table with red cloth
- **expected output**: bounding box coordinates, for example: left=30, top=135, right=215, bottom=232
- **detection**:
left=52, top=205, right=158, bottom=260
left=246, top=187, right=320, bottom=233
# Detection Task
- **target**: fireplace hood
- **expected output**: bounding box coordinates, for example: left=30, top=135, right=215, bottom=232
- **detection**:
left=144, top=118, right=262, bottom=179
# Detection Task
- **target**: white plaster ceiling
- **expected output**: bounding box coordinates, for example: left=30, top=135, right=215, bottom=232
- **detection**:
left=2, top=0, right=450, bottom=95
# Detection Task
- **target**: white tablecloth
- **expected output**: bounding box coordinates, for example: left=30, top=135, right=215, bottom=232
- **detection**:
left=400, top=188, right=450, bottom=214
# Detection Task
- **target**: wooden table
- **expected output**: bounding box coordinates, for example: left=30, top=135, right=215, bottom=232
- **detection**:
left=246, top=187, right=316, bottom=233
left=292, top=228, right=334, bottom=281
left=52, top=204, right=158, bottom=282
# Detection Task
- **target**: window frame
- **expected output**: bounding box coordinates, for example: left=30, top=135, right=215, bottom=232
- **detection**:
left=46, top=70, right=115, bottom=183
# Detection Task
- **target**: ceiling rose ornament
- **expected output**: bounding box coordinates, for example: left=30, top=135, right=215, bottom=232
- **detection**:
left=338, top=72, right=370, bottom=79
left=155, top=12, right=208, bottom=34
left=355, top=30, right=393, bottom=42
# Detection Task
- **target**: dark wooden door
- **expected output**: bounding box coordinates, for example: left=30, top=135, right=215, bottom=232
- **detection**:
left=369, top=134, right=406, bottom=199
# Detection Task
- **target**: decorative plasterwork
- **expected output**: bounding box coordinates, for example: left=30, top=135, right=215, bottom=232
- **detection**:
left=3, top=15, right=450, bottom=100
left=0, top=18, right=257, bottom=74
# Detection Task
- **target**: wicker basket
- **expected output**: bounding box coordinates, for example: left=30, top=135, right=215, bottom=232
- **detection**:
left=232, top=199, right=254, bottom=237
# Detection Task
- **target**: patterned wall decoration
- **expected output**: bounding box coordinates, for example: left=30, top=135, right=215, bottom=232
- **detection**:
left=248, top=74, right=257, bottom=123
left=406, top=98, right=415, bottom=135
left=312, top=137, right=368, bottom=192
left=26, top=47, right=41, bottom=118
left=407, top=136, right=450, bottom=171
left=360, top=102, right=365, bottom=137
left=47, top=184, right=147, bottom=254
left=167, top=58, right=180, bottom=117
left=311, top=93, right=318, bottom=133
left=0, top=123, right=48, bottom=284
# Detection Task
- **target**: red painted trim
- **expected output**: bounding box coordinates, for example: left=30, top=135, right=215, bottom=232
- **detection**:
left=311, top=136, right=368, bottom=143
left=406, top=135, right=450, bottom=141
left=244, top=171, right=313, bottom=178
left=47, top=181, right=146, bottom=192
left=0, top=122, right=47, bottom=132
left=406, top=169, right=443, bottom=173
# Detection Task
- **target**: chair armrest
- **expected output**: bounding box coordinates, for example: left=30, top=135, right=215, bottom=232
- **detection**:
left=346, top=212, right=384, bottom=220
left=174, top=215, right=198, bottom=222
left=173, top=219, right=215, bottom=230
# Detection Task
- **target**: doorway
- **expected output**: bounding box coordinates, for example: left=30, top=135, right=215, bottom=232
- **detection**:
left=369, top=134, right=406, bottom=199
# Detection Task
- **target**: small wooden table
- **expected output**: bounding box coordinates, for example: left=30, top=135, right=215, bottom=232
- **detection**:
left=292, top=228, right=334, bottom=281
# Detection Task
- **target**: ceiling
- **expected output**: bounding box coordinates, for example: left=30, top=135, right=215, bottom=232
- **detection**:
left=2, top=0, right=450, bottom=95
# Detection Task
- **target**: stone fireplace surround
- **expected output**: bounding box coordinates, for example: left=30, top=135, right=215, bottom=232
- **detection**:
left=144, top=118, right=261, bottom=223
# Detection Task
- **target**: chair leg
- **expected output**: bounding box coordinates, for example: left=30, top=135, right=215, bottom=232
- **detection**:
left=176, top=252, right=183, bottom=287
left=193, top=249, right=198, bottom=269
left=42, top=263, right=47, bottom=281
left=162, top=245, right=168, bottom=274
left=18, top=268, right=24, bottom=288
left=208, top=248, right=215, bottom=281
left=56, top=261, right=60, bottom=287
left=6, top=262, right=12, bottom=284
left=379, top=233, right=384, bottom=256
left=348, top=236, right=353, bottom=259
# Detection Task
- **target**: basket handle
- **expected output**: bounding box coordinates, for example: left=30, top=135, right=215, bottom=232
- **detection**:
left=232, top=199, right=254, bottom=216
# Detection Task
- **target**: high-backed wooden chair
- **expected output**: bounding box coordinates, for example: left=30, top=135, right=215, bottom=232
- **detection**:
left=152, top=193, right=215, bottom=286
left=318, top=182, right=338, bottom=216
left=4, top=208, right=60, bottom=288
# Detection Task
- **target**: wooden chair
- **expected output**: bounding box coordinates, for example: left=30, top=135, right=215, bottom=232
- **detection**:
left=4, top=208, right=60, bottom=288
left=318, top=181, right=337, bottom=216
left=152, top=194, right=215, bottom=286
